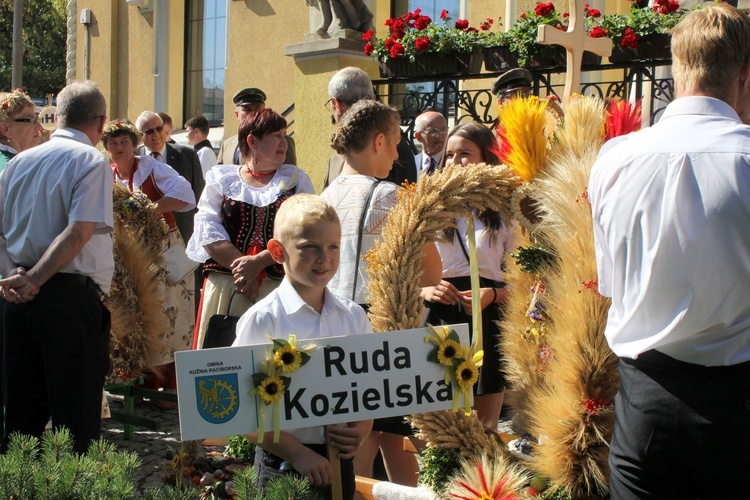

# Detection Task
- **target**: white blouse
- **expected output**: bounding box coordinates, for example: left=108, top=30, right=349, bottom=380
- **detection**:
left=437, top=215, right=516, bottom=283
left=321, top=175, right=400, bottom=304
left=113, top=155, right=196, bottom=208
left=187, top=164, right=315, bottom=263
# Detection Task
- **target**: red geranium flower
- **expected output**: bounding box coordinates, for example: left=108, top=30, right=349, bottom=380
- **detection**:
left=587, top=8, right=601, bottom=18
left=620, top=28, right=638, bottom=48
left=562, top=12, right=569, bottom=17
left=414, top=36, right=431, bottom=51
left=390, top=18, right=406, bottom=38
left=440, top=9, right=449, bottom=20
left=653, top=0, right=680, bottom=14
left=455, top=19, right=469, bottom=30
left=389, top=41, right=405, bottom=59
left=589, top=26, right=608, bottom=38
left=520, top=12, right=526, bottom=19
left=534, top=2, right=555, bottom=17
left=464, top=27, right=479, bottom=33
left=480, top=18, right=494, bottom=31
left=364, top=42, right=375, bottom=55
left=385, top=37, right=395, bottom=49
left=414, top=15, right=431, bottom=30
left=361, top=29, right=374, bottom=41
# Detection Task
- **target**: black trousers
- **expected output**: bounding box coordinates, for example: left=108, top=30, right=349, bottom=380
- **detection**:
left=610, top=350, right=750, bottom=499
left=2, top=273, right=110, bottom=454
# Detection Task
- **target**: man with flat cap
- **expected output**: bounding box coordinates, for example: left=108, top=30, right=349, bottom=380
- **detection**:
left=492, top=68, right=534, bottom=105
left=217, top=87, right=297, bottom=166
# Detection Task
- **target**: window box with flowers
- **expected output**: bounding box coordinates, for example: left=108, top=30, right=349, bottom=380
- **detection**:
left=363, top=9, right=485, bottom=78
left=483, top=2, right=605, bottom=71
left=598, top=0, right=686, bottom=63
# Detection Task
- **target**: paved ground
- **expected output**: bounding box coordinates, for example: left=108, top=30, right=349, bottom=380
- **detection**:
left=101, top=393, right=186, bottom=494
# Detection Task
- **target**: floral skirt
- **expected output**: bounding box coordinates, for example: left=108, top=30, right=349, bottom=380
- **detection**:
left=156, top=230, right=195, bottom=364
left=193, top=271, right=281, bottom=349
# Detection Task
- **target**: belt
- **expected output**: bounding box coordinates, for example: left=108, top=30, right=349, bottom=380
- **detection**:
left=45, top=273, right=103, bottom=298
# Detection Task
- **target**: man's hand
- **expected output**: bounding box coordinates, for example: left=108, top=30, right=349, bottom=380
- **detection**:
left=0, top=268, right=40, bottom=303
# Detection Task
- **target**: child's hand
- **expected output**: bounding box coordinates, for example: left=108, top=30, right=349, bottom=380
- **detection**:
left=290, top=446, right=332, bottom=487
left=326, top=421, right=373, bottom=459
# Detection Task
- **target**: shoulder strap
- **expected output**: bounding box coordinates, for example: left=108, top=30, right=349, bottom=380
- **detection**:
left=351, top=179, right=381, bottom=302
left=456, top=227, right=471, bottom=264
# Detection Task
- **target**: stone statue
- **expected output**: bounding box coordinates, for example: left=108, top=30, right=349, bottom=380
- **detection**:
left=306, top=0, right=374, bottom=37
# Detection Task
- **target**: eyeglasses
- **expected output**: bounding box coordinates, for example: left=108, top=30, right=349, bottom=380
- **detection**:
left=418, top=126, right=448, bottom=138
left=324, top=98, right=334, bottom=112
left=13, top=116, right=39, bottom=124
left=142, top=125, right=164, bottom=136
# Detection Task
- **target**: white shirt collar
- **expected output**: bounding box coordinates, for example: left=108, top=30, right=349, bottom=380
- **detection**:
left=277, top=278, right=338, bottom=317
left=661, top=96, right=741, bottom=123
left=51, top=127, right=93, bottom=147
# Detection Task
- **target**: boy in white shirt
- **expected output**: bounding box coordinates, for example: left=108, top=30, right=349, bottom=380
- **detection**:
left=233, top=193, right=373, bottom=499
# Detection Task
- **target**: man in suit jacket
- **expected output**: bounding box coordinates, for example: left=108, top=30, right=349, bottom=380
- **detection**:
left=135, top=111, right=204, bottom=244
left=413, top=111, right=447, bottom=179
left=217, top=87, right=296, bottom=166
left=323, top=67, right=417, bottom=188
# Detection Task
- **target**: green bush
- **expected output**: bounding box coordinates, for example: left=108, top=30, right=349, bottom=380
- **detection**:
left=0, top=428, right=141, bottom=499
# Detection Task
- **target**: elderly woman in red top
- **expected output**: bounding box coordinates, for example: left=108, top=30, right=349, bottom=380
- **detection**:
left=102, top=119, right=196, bottom=393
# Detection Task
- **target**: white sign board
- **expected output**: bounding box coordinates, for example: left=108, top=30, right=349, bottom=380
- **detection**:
left=38, top=106, right=56, bottom=131
left=175, top=325, right=470, bottom=441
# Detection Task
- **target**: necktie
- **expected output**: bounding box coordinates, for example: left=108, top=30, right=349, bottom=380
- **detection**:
left=151, top=151, right=160, bottom=161
left=425, top=156, right=436, bottom=175
left=233, top=146, right=240, bottom=165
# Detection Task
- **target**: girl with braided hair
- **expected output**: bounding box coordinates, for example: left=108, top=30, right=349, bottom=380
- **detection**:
left=321, top=100, right=440, bottom=486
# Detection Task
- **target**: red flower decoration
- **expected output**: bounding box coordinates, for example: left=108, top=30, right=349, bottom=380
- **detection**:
left=653, top=0, right=680, bottom=14
left=589, top=26, right=607, bottom=38
left=587, top=8, right=601, bottom=18
left=414, top=15, right=431, bottom=30
left=414, top=36, right=430, bottom=51
left=520, top=12, right=527, bottom=19
left=454, top=19, right=469, bottom=30
left=385, top=37, right=395, bottom=50
left=390, top=18, right=406, bottom=38
left=14, top=88, right=24, bottom=94
left=480, top=18, right=494, bottom=31
left=389, top=41, right=405, bottom=59
left=562, top=12, right=569, bottom=17
left=534, top=2, right=555, bottom=17
left=440, top=9, right=449, bottom=20
left=364, top=42, right=375, bottom=56
left=620, top=27, right=638, bottom=48
left=1, top=102, right=7, bottom=110
left=361, top=29, right=374, bottom=41
left=464, top=27, right=479, bottom=33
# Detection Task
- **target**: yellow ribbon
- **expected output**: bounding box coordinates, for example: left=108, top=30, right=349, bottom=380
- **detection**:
left=467, top=216, right=482, bottom=354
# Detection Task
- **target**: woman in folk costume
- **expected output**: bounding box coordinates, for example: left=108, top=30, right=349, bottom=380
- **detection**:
left=187, top=109, right=314, bottom=349
left=103, top=119, right=196, bottom=395
left=423, top=122, right=517, bottom=428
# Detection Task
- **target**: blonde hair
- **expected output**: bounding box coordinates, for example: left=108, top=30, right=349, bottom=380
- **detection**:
left=0, top=89, right=35, bottom=123
left=671, top=3, right=750, bottom=98
left=273, top=194, right=340, bottom=244
left=331, top=100, right=400, bottom=155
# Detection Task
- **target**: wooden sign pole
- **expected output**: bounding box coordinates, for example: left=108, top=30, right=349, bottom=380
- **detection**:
left=537, top=0, right=612, bottom=106
left=328, top=440, right=343, bottom=500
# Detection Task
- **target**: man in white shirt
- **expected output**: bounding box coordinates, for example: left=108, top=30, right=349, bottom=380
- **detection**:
left=589, top=4, right=750, bottom=497
left=185, top=114, right=217, bottom=177
left=0, top=81, right=114, bottom=454
left=413, top=111, right=447, bottom=178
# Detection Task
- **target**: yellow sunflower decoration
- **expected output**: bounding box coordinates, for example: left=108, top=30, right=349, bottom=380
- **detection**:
left=425, top=324, right=483, bottom=413
left=249, top=335, right=316, bottom=443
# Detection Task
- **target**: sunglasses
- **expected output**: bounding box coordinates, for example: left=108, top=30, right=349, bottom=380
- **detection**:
left=13, top=117, right=39, bottom=124
left=142, top=125, right=164, bottom=136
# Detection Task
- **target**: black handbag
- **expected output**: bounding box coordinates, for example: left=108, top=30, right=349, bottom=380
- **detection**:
left=203, top=291, right=240, bottom=349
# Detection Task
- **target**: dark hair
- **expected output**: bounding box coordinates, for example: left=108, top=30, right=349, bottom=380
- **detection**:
left=184, top=115, right=210, bottom=135
left=441, top=122, right=503, bottom=242
left=331, top=100, right=400, bottom=155
left=238, top=109, right=287, bottom=158
left=101, top=119, right=140, bottom=149
left=157, top=111, right=173, bottom=127
left=439, top=122, right=502, bottom=169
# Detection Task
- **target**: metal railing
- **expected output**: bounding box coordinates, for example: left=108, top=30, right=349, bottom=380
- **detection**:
left=373, top=59, right=674, bottom=148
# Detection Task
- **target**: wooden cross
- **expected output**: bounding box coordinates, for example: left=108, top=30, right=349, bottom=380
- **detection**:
left=537, top=0, right=612, bottom=106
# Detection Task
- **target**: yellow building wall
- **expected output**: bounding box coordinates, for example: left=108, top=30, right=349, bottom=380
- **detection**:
left=223, top=0, right=310, bottom=132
